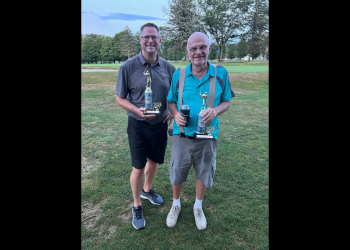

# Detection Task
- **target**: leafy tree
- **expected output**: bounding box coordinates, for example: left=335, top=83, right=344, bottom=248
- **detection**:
left=158, top=38, right=172, bottom=60
left=243, top=0, right=269, bottom=61
left=120, top=26, right=138, bottom=59
left=95, top=36, right=104, bottom=63
left=100, top=36, right=114, bottom=63
left=236, top=38, right=248, bottom=58
left=84, top=33, right=98, bottom=40
left=112, top=32, right=122, bottom=63
left=208, top=42, right=218, bottom=61
left=169, top=46, right=186, bottom=61
left=81, top=37, right=99, bottom=64
left=199, top=0, right=250, bottom=62
left=162, top=0, right=204, bottom=62
left=82, top=33, right=106, bottom=63
left=134, top=31, right=142, bottom=55
left=227, top=43, right=237, bottom=59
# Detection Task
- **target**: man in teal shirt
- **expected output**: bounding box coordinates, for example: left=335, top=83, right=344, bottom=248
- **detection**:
left=166, top=32, right=235, bottom=230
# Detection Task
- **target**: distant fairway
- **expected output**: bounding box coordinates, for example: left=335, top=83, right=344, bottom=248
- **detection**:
left=223, top=65, right=268, bottom=73
left=82, top=61, right=268, bottom=74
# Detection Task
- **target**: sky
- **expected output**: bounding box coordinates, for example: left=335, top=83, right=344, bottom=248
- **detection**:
left=81, top=0, right=169, bottom=37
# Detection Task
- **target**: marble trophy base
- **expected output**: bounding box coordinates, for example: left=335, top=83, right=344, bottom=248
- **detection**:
left=143, top=108, right=160, bottom=115
left=194, top=132, right=213, bottom=139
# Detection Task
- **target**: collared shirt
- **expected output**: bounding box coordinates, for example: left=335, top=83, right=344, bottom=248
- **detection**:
left=115, top=52, right=176, bottom=124
left=167, top=61, right=235, bottom=139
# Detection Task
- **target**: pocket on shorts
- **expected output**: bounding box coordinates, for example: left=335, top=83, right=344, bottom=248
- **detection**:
left=212, top=164, right=216, bottom=179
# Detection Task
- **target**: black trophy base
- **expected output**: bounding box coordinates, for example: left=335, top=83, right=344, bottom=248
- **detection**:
left=143, top=109, right=160, bottom=115
left=194, top=133, right=214, bottom=140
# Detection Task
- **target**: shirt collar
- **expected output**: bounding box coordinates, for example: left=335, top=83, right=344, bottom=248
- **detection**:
left=186, top=60, right=214, bottom=77
left=138, top=51, right=160, bottom=66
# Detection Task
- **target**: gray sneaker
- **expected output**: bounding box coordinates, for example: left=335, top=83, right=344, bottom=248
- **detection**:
left=193, top=207, right=207, bottom=230
left=140, top=188, right=163, bottom=205
left=132, top=204, right=145, bottom=230
left=166, top=205, right=181, bottom=228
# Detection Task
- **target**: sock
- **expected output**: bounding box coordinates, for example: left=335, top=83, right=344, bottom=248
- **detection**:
left=173, top=198, right=181, bottom=207
left=194, top=198, right=202, bottom=209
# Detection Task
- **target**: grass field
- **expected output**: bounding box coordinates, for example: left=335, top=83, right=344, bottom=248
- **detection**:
left=81, top=64, right=269, bottom=249
left=81, top=60, right=268, bottom=74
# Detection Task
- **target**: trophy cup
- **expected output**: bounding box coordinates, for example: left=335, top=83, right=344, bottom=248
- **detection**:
left=143, top=66, right=161, bottom=115
left=194, top=91, right=214, bottom=139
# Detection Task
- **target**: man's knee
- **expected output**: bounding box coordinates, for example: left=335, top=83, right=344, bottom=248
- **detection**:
left=132, top=166, right=144, bottom=176
left=146, top=158, right=158, bottom=168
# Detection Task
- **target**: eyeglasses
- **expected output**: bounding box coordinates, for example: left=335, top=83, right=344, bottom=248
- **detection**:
left=189, top=46, right=208, bottom=52
left=140, top=36, right=159, bottom=41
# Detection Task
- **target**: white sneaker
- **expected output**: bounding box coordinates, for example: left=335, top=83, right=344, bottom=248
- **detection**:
left=166, top=205, right=181, bottom=227
left=193, top=207, right=207, bottom=230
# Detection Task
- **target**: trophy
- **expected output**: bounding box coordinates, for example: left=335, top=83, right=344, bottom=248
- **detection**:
left=194, top=90, right=214, bottom=139
left=143, top=66, right=161, bottom=115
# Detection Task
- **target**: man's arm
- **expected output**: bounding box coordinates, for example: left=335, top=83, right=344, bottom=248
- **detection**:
left=202, top=100, right=231, bottom=124
left=115, top=95, right=155, bottom=119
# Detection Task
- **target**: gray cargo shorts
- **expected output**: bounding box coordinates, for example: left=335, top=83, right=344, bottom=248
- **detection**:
left=169, top=134, right=217, bottom=188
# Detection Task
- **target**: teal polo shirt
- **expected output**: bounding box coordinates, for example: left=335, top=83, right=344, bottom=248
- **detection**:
left=167, top=61, right=235, bottom=139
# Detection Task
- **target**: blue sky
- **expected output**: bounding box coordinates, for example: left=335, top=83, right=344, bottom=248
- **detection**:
left=81, top=0, right=169, bottom=37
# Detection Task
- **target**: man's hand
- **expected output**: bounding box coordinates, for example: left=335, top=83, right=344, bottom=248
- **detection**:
left=162, top=111, right=174, bottom=126
left=139, top=108, right=156, bottom=119
left=174, top=111, right=191, bottom=127
left=202, top=107, right=217, bottom=125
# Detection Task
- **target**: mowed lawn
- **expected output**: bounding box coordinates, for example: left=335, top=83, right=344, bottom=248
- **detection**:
left=81, top=60, right=269, bottom=74
left=81, top=63, right=269, bottom=250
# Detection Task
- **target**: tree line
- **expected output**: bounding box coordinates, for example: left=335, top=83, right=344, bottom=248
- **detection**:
left=81, top=0, right=268, bottom=64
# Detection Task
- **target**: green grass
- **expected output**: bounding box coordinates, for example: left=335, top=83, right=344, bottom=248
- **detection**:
left=81, top=60, right=268, bottom=74
left=81, top=72, right=268, bottom=249
left=82, top=63, right=122, bottom=69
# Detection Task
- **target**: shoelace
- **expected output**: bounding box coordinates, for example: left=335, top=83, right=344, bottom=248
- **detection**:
left=148, top=189, right=158, bottom=199
left=170, top=206, right=180, bottom=218
left=195, top=209, right=204, bottom=219
left=133, top=207, right=143, bottom=220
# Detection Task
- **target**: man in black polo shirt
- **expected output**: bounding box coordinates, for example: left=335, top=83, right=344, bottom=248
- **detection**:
left=115, top=22, right=176, bottom=230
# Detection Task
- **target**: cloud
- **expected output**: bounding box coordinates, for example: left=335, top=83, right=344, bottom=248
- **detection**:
left=82, top=11, right=96, bottom=15
left=98, top=12, right=167, bottom=21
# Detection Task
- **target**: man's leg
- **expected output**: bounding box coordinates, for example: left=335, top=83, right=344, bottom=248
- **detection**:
left=141, top=158, right=164, bottom=205
left=195, top=178, right=206, bottom=201
left=173, top=183, right=183, bottom=199
left=130, top=166, right=146, bottom=230
left=166, top=183, right=184, bottom=228
left=130, top=167, right=145, bottom=207
left=193, top=178, right=207, bottom=230
left=143, top=158, right=158, bottom=192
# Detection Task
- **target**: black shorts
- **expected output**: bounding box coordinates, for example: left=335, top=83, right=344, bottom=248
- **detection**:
left=127, top=116, right=168, bottom=169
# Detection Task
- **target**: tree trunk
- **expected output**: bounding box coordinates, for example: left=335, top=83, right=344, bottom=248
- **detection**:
left=263, top=43, right=269, bottom=61
left=186, top=48, right=189, bottom=63
left=248, top=52, right=251, bottom=62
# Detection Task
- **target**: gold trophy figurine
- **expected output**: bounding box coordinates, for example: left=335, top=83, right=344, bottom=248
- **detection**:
left=199, top=92, right=208, bottom=113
